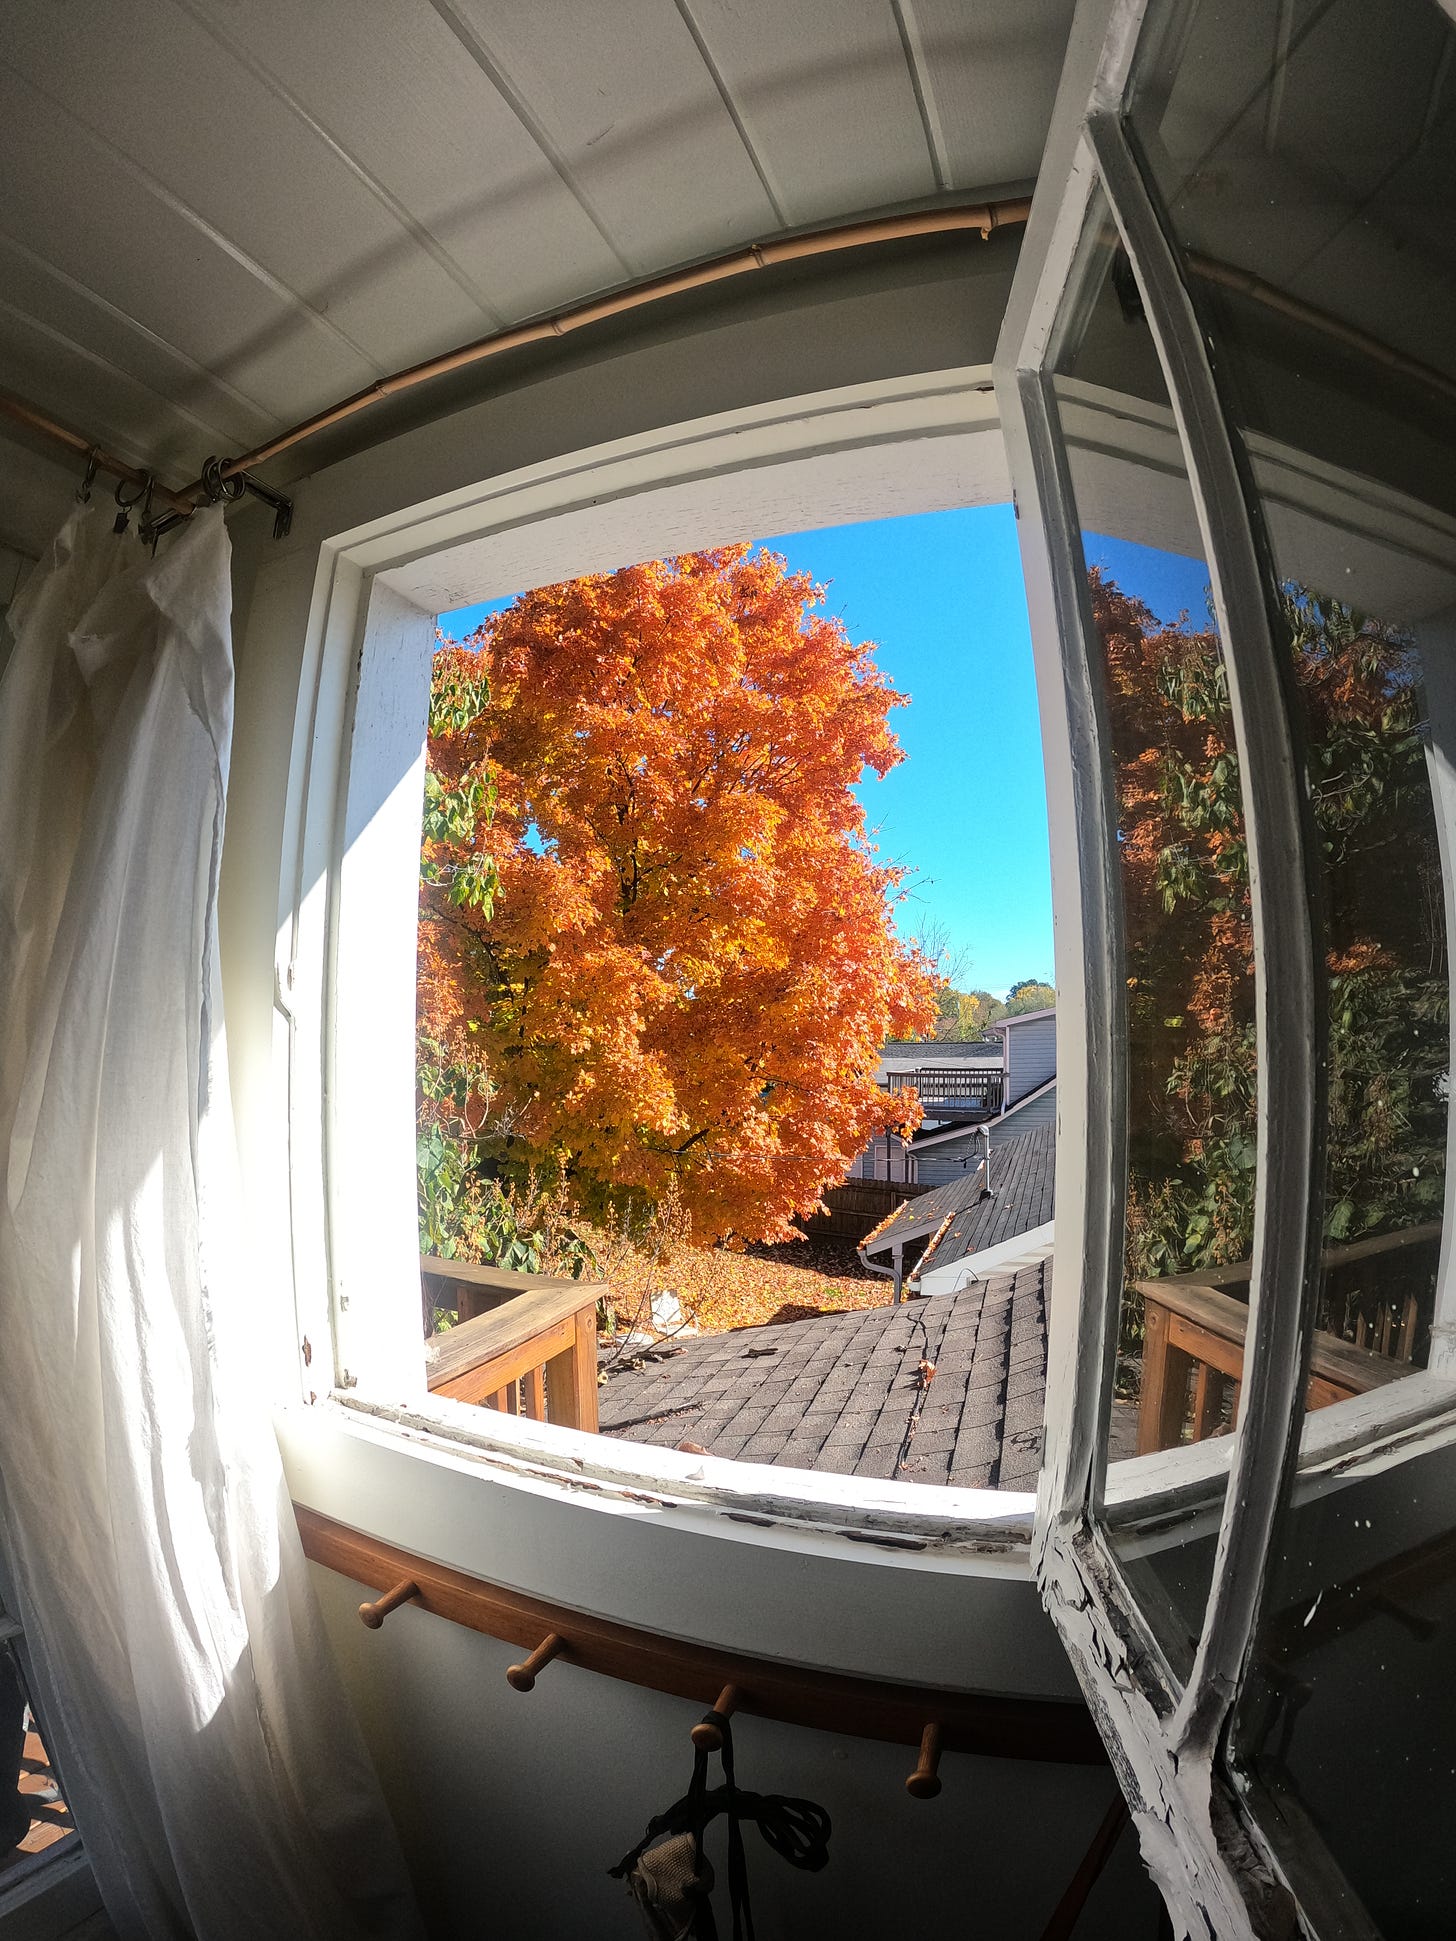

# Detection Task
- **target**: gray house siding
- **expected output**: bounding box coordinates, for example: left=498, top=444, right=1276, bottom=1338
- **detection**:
left=916, top=1140, right=983, bottom=1188
left=995, top=1082, right=1057, bottom=1142
left=913, top=1083, right=1057, bottom=1184
left=1003, top=1014, right=1056, bottom=1105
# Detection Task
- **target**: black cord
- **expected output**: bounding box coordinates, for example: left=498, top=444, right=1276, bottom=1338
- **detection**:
left=611, top=1713, right=831, bottom=1940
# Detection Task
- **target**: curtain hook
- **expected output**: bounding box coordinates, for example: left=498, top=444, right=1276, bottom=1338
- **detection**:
left=76, top=449, right=99, bottom=504
left=200, top=455, right=245, bottom=504
left=113, top=472, right=148, bottom=536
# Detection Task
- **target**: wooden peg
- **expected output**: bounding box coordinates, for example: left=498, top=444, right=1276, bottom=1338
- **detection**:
left=691, top=1684, right=740, bottom=1750
left=506, top=1631, right=565, bottom=1692
left=905, top=1722, right=943, bottom=1798
left=358, top=1577, right=420, bottom=1630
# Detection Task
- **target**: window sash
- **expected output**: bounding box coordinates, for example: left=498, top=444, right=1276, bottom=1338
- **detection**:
left=990, top=0, right=1456, bottom=1928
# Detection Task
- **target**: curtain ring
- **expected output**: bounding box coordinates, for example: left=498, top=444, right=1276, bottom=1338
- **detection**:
left=200, top=455, right=245, bottom=504
left=113, top=471, right=149, bottom=535
left=76, top=450, right=99, bottom=503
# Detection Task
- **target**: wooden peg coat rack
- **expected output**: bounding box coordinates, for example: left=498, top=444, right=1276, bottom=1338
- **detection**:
left=306, top=1506, right=1105, bottom=1786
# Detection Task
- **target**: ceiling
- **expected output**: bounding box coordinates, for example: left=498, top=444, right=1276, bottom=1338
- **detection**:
left=0, top=0, right=1073, bottom=513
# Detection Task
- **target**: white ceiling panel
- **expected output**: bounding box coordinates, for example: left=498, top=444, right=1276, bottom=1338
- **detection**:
left=680, top=0, right=937, bottom=224
left=438, top=0, right=782, bottom=270
left=0, top=63, right=373, bottom=424
left=3, top=1, right=488, bottom=371
left=0, top=0, right=1075, bottom=526
left=0, top=233, right=274, bottom=452
left=181, top=0, right=627, bottom=329
left=0, top=303, right=221, bottom=478
left=895, top=0, right=1072, bottom=191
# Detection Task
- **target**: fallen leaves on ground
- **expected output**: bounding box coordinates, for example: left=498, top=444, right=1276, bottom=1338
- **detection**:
left=588, top=1228, right=894, bottom=1338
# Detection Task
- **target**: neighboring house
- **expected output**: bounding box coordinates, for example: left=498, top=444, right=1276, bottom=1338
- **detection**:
left=846, top=1133, right=918, bottom=1183
left=847, top=1011, right=1056, bottom=1187
left=874, top=1038, right=1004, bottom=1084
left=860, top=1124, right=1056, bottom=1298
left=912, top=1075, right=1058, bottom=1185
left=992, top=1008, right=1057, bottom=1106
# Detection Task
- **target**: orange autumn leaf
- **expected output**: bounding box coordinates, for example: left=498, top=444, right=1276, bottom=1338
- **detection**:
left=419, top=545, right=937, bottom=1243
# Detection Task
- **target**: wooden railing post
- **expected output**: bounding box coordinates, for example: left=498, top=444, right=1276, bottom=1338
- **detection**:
left=545, top=1299, right=598, bottom=1434
left=1136, top=1297, right=1193, bottom=1455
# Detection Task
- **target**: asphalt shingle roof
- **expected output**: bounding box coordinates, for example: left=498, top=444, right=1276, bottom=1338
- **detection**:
left=863, top=1124, right=1056, bottom=1274
left=598, top=1262, right=1048, bottom=1490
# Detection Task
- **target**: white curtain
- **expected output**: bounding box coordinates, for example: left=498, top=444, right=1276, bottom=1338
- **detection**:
left=0, top=505, right=421, bottom=1939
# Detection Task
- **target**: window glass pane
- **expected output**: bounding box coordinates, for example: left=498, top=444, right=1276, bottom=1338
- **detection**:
left=418, top=512, right=1056, bottom=1495
left=1133, top=1, right=1454, bottom=1425
left=1131, top=0, right=1456, bottom=1921
left=1051, top=188, right=1257, bottom=1666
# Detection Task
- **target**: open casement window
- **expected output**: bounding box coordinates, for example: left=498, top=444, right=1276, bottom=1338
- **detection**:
left=999, top=0, right=1456, bottom=1933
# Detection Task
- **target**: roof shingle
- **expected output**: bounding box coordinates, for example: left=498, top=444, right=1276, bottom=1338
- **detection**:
left=598, top=1262, right=1049, bottom=1490
left=862, top=1124, right=1055, bottom=1276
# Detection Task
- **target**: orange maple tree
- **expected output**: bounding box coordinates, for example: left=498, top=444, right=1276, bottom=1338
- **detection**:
left=418, top=545, right=936, bottom=1243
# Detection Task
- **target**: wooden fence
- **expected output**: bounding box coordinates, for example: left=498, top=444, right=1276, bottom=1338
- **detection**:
left=803, top=1179, right=929, bottom=1244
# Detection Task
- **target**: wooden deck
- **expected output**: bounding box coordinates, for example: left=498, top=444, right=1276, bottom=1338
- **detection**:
left=1, top=1718, right=75, bottom=1884
left=886, top=1067, right=1005, bottom=1117
left=1132, top=1222, right=1441, bottom=1456
left=421, top=1258, right=600, bottom=1434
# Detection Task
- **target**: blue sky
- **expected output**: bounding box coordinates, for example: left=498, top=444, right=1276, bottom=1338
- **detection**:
left=443, top=504, right=1055, bottom=999
left=1082, top=531, right=1213, bottom=634
left=756, top=507, right=1052, bottom=997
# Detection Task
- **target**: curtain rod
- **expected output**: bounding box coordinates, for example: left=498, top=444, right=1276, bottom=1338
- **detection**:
left=170, top=197, right=1033, bottom=504
left=7, top=196, right=1452, bottom=530
left=1, top=199, right=1031, bottom=529
left=0, top=393, right=196, bottom=515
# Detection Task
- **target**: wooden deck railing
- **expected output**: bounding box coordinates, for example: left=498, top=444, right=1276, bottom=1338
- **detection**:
left=421, top=1257, right=600, bottom=1435
left=885, top=1068, right=1005, bottom=1112
left=1132, top=1222, right=1442, bottom=1456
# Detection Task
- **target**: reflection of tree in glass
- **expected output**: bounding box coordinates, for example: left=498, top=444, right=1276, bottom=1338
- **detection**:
left=1094, top=570, right=1448, bottom=1324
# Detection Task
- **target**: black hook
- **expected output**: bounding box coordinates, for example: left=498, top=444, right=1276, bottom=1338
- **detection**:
left=199, top=455, right=292, bottom=539
left=200, top=455, right=245, bottom=505
left=113, top=472, right=148, bottom=536
left=76, top=449, right=99, bottom=504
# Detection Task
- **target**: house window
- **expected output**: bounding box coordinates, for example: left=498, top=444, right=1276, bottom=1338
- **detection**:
left=302, top=372, right=1067, bottom=1548
left=999, top=0, right=1456, bottom=1929
left=412, top=500, right=1056, bottom=1496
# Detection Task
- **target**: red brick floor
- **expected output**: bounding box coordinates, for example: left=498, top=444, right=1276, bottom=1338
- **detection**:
left=0, top=1722, right=76, bottom=1876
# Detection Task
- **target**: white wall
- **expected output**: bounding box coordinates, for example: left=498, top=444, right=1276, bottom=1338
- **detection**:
left=309, top=1559, right=1153, bottom=1940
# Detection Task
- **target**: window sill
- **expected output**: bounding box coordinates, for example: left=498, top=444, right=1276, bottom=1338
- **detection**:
left=276, top=1400, right=1080, bottom=1701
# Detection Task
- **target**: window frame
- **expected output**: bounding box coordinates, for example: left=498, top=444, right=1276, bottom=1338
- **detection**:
left=995, top=0, right=1456, bottom=1932
left=282, top=367, right=1060, bottom=1559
